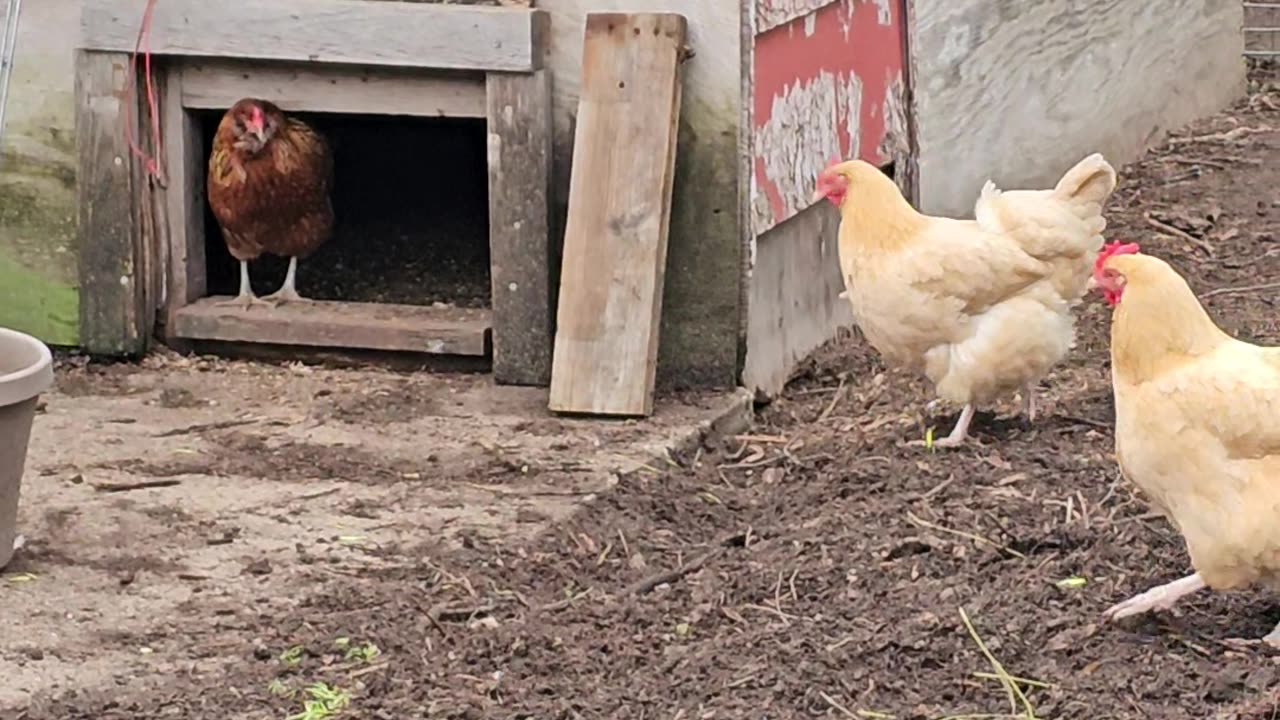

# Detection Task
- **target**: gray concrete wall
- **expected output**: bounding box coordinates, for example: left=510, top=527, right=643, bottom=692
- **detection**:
left=0, top=0, right=78, bottom=346
left=911, top=0, right=1245, bottom=217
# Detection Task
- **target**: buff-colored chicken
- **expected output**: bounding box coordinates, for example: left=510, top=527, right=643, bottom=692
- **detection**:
left=1094, top=242, right=1280, bottom=647
left=811, top=154, right=1116, bottom=447
left=207, top=98, right=334, bottom=308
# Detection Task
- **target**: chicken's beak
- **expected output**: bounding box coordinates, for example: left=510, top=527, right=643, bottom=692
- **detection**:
left=251, top=126, right=266, bottom=144
left=1085, top=276, right=1099, bottom=293
left=811, top=188, right=826, bottom=204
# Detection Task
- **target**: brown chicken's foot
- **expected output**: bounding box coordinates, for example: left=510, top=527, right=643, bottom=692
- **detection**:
left=1103, top=572, right=1206, bottom=622
left=261, top=257, right=307, bottom=305
left=214, top=292, right=274, bottom=310
left=260, top=287, right=306, bottom=305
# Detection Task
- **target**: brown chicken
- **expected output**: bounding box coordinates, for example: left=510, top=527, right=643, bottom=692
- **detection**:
left=1094, top=242, right=1280, bottom=646
left=811, top=154, right=1116, bottom=447
left=207, top=98, right=334, bottom=308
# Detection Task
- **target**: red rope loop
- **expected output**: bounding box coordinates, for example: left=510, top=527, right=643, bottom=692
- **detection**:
left=122, top=0, right=166, bottom=187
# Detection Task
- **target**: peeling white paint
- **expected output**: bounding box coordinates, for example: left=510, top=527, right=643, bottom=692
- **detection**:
left=754, top=0, right=831, bottom=35
left=753, top=69, right=864, bottom=233
left=871, top=0, right=892, bottom=25
left=803, top=12, right=817, bottom=36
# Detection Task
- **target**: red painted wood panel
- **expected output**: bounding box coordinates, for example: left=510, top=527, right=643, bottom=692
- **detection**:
left=751, top=0, right=906, bottom=234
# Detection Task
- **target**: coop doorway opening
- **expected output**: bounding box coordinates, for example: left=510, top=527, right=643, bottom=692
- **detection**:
left=197, top=111, right=492, bottom=310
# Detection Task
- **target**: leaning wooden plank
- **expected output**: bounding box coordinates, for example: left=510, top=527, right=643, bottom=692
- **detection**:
left=171, top=298, right=492, bottom=356
left=548, top=13, right=688, bottom=417
left=79, top=0, right=550, bottom=73
left=181, top=60, right=487, bottom=118
left=486, top=69, right=554, bottom=386
left=75, top=50, right=147, bottom=356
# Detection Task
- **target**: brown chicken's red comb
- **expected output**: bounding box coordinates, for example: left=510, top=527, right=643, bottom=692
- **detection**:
left=1094, top=241, right=1141, bottom=273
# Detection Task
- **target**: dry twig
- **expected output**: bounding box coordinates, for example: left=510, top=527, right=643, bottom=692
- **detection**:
left=1200, top=282, right=1280, bottom=299
left=92, top=479, right=182, bottom=493
left=906, top=511, right=1027, bottom=559
left=1144, top=213, right=1214, bottom=255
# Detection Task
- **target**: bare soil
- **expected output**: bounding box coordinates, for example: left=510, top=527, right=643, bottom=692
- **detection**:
left=8, top=67, right=1280, bottom=720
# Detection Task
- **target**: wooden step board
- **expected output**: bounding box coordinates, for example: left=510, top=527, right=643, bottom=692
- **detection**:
left=171, top=297, right=491, bottom=356
left=548, top=12, right=688, bottom=417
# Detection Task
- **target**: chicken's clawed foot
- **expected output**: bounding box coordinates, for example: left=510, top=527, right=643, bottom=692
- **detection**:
left=1267, top=623, right=1280, bottom=649
left=214, top=292, right=274, bottom=310
left=908, top=404, right=975, bottom=450
left=1103, top=573, right=1206, bottom=623
left=261, top=286, right=306, bottom=305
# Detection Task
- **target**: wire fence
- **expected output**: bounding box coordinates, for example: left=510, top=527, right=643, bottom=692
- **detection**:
left=1246, top=1, right=1280, bottom=58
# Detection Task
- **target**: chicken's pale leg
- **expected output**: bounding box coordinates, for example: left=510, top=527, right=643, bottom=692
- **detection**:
left=1024, top=382, right=1038, bottom=423
left=214, top=260, right=271, bottom=309
left=1103, top=572, right=1206, bottom=622
left=262, top=256, right=305, bottom=304
left=1263, top=621, right=1280, bottom=649
left=910, top=404, right=975, bottom=449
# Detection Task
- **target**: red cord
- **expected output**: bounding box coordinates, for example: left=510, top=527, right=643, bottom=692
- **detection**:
left=123, top=0, right=166, bottom=187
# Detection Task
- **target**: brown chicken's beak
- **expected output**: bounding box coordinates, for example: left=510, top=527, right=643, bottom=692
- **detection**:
left=251, top=126, right=267, bottom=144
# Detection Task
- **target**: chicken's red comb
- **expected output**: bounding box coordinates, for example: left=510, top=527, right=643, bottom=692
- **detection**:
left=1094, top=241, right=1141, bottom=273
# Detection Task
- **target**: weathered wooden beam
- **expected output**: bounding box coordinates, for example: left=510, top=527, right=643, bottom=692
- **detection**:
left=548, top=14, right=688, bottom=417
left=486, top=69, right=554, bottom=386
left=75, top=50, right=148, bottom=356
left=171, top=298, right=492, bottom=356
left=181, top=60, right=487, bottom=117
left=160, top=63, right=207, bottom=337
left=80, top=0, right=550, bottom=73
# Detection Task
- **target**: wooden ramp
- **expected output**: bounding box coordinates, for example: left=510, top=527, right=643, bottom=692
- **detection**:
left=548, top=12, right=687, bottom=417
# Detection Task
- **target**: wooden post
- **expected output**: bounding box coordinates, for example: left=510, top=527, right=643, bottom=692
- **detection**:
left=75, top=50, right=148, bottom=355
left=486, top=69, right=554, bottom=386
left=161, top=61, right=207, bottom=336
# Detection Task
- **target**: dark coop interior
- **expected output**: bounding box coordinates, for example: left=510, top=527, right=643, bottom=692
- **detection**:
left=197, top=111, right=492, bottom=309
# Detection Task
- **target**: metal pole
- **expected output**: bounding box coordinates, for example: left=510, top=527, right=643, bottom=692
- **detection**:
left=0, top=0, right=22, bottom=170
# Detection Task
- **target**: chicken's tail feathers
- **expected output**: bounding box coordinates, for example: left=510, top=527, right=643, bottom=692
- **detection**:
left=973, top=179, right=1002, bottom=229
left=1052, top=153, right=1118, bottom=208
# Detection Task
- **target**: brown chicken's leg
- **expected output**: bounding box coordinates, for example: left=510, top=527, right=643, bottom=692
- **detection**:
left=261, top=257, right=306, bottom=304
left=909, top=404, right=975, bottom=449
left=1103, top=572, right=1206, bottom=622
left=215, top=260, right=273, bottom=309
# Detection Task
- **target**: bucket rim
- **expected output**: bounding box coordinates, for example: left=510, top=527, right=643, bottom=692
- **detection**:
left=0, top=326, right=54, bottom=405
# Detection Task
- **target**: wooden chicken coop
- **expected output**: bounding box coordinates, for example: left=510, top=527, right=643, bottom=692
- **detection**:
left=76, top=0, right=554, bottom=385
left=72, top=0, right=1244, bottom=397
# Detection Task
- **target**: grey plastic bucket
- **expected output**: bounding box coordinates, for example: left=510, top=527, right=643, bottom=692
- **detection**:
left=0, top=327, right=53, bottom=569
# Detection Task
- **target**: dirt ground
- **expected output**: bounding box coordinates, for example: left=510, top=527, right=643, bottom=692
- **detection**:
left=7, top=66, right=1280, bottom=720
left=1, top=355, right=749, bottom=717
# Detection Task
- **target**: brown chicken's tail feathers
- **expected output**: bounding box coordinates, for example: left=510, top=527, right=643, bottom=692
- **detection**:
left=1051, top=153, right=1117, bottom=208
